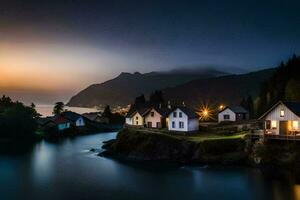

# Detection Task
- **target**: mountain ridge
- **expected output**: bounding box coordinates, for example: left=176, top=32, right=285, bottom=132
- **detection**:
left=67, top=68, right=229, bottom=107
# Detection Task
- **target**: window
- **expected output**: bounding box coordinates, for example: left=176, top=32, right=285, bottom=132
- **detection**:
left=179, top=121, right=184, bottom=128
left=292, top=121, right=299, bottom=130
left=271, top=121, right=277, bottom=129
left=224, top=114, right=230, bottom=120
left=266, top=120, right=271, bottom=129
left=151, top=112, right=154, bottom=117
left=136, top=116, right=138, bottom=120
left=280, top=109, right=285, bottom=117
left=172, top=121, right=175, bottom=128
left=136, top=121, right=139, bottom=125
left=179, top=112, right=183, bottom=118
left=173, top=112, right=177, bottom=118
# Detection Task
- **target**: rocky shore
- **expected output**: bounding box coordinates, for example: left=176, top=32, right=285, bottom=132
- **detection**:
left=100, top=128, right=248, bottom=165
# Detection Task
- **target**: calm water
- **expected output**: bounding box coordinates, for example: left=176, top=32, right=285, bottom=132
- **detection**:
left=0, top=132, right=299, bottom=200
left=36, top=105, right=99, bottom=116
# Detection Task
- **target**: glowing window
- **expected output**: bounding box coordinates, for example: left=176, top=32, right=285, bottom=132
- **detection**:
left=293, top=121, right=299, bottom=130
left=271, top=121, right=277, bottom=129
left=280, top=110, right=285, bottom=117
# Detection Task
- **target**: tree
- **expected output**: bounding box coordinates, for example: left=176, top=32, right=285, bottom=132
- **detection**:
left=285, top=79, right=300, bottom=102
left=0, top=98, right=38, bottom=140
left=149, top=90, right=164, bottom=104
left=103, top=105, right=112, bottom=117
left=256, top=55, right=300, bottom=116
left=53, top=102, right=65, bottom=115
left=134, top=94, right=146, bottom=106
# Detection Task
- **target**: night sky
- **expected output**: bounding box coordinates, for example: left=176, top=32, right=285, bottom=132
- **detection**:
left=1, top=0, right=300, bottom=103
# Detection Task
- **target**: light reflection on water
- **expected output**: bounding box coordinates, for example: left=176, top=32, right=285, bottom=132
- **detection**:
left=0, top=132, right=300, bottom=200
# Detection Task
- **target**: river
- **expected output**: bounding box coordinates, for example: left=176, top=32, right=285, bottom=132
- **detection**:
left=0, top=132, right=299, bottom=200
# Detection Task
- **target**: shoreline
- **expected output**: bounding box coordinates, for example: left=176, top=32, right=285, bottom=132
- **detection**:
left=99, top=128, right=300, bottom=169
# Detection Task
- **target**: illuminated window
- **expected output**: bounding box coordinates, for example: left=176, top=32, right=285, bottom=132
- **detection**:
left=293, top=121, right=299, bottom=130
left=280, top=110, right=285, bottom=117
left=271, top=121, right=277, bottom=129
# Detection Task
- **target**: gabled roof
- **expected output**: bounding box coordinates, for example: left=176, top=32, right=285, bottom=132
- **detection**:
left=53, top=116, right=70, bottom=124
left=259, top=101, right=300, bottom=120
left=37, top=116, right=55, bottom=125
left=127, top=107, right=150, bottom=118
left=170, top=106, right=198, bottom=119
left=82, top=112, right=101, bottom=121
left=220, top=106, right=248, bottom=114
left=63, top=111, right=84, bottom=122
left=143, top=106, right=172, bottom=118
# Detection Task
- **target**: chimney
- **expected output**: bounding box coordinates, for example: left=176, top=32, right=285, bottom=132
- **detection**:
left=167, top=101, right=171, bottom=109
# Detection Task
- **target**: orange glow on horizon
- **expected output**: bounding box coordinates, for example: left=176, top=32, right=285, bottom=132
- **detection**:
left=0, top=41, right=117, bottom=92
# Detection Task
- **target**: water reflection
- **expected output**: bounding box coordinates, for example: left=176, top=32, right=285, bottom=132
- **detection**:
left=1, top=132, right=300, bottom=200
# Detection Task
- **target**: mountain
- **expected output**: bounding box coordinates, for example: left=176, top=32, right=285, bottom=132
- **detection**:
left=163, top=68, right=276, bottom=108
left=67, top=68, right=228, bottom=107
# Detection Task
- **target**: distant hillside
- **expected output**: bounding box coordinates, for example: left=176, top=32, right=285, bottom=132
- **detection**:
left=163, top=68, right=276, bottom=108
left=67, top=68, right=228, bottom=107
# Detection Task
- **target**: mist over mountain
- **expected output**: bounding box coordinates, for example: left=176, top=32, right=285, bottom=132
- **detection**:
left=163, top=68, right=276, bottom=108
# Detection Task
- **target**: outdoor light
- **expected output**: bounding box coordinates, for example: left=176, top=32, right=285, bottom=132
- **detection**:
left=219, top=104, right=224, bottom=110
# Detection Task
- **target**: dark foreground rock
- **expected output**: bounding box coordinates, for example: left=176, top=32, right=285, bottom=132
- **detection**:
left=99, top=128, right=248, bottom=164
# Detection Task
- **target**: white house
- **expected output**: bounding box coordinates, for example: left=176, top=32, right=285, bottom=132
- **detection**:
left=64, top=111, right=86, bottom=127
left=125, top=107, right=149, bottom=126
left=143, top=107, right=170, bottom=128
left=259, top=101, right=300, bottom=135
left=168, top=107, right=199, bottom=132
left=218, top=106, right=249, bottom=123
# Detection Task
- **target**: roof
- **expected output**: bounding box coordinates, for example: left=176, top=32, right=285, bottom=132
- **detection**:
left=259, top=101, right=300, bottom=119
left=220, top=106, right=248, bottom=114
left=63, top=111, right=84, bottom=122
left=128, top=107, right=150, bottom=118
left=170, top=106, right=198, bottom=119
left=82, top=112, right=101, bottom=121
left=37, top=116, right=54, bottom=125
left=53, top=116, right=70, bottom=124
left=143, top=105, right=172, bottom=118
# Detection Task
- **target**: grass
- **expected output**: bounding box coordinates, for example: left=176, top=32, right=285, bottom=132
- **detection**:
left=178, top=132, right=247, bottom=142
left=127, top=127, right=248, bottom=142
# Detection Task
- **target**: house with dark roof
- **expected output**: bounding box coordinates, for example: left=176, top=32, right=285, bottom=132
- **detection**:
left=53, top=115, right=71, bottom=131
left=143, top=105, right=171, bottom=128
left=125, top=107, right=150, bottom=126
left=259, top=101, right=300, bottom=136
left=63, top=111, right=86, bottom=127
left=218, top=106, right=249, bottom=123
left=168, top=106, right=199, bottom=132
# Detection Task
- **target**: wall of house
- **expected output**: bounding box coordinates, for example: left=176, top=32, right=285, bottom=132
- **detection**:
left=125, top=117, right=133, bottom=125
left=58, top=123, right=70, bottom=131
left=168, top=108, right=188, bottom=132
left=218, top=108, right=236, bottom=122
left=76, top=117, right=85, bottom=127
left=188, top=118, right=199, bottom=131
left=265, top=103, right=300, bottom=135
left=144, top=109, right=162, bottom=128
left=132, top=112, right=144, bottom=126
